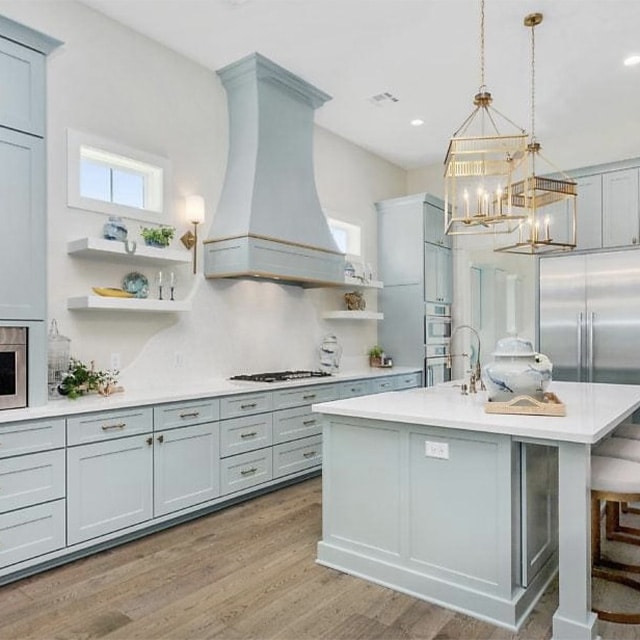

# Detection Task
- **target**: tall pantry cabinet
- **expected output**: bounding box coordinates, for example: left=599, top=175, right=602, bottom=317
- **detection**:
left=0, top=16, right=60, bottom=406
left=376, top=193, right=452, bottom=377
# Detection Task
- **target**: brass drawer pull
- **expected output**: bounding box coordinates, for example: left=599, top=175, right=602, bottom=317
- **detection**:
left=146, top=437, right=153, bottom=446
left=101, top=422, right=126, bottom=431
left=240, top=431, right=257, bottom=439
left=240, top=467, right=258, bottom=476
left=303, top=419, right=316, bottom=426
left=157, top=435, right=164, bottom=444
left=179, top=411, right=200, bottom=419
left=303, top=394, right=316, bottom=400
left=240, top=402, right=257, bottom=409
left=303, top=451, right=317, bottom=458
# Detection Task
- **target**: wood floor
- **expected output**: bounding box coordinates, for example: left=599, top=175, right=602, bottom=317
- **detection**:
left=1, top=477, right=639, bottom=640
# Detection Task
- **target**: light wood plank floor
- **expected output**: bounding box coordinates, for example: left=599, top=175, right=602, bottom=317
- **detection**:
left=1, top=477, right=639, bottom=639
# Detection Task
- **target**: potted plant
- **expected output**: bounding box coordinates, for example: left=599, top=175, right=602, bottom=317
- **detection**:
left=368, top=345, right=384, bottom=368
left=58, top=358, right=120, bottom=399
left=140, top=225, right=175, bottom=248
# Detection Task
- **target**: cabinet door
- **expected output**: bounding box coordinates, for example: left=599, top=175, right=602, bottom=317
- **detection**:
left=153, top=423, right=220, bottom=517
left=0, top=128, right=45, bottom=320
left=67, top=435, right=153, bottom=544
left=0, top=38, right=45, bottom=136
left=574, top=174, right=602, bottom=250
left=377, top=198, right=424, bottom=285
left=602, top=168, right=640, bottom=248
left=425, top=244, right=452, bottom=304
left=424, top=199, right=451, bottom=248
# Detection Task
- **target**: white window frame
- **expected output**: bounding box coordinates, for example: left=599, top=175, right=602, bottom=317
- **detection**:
left=326, top=214, right=362, bottom=257
left=67, top=128, right=171, bottom=223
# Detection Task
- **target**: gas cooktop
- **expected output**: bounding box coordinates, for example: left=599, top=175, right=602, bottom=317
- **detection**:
left=229, top=370, right=332, bottom=383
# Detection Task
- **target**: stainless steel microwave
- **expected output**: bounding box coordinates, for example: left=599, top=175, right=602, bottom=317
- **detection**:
left=0, top=327, right=27, bottom=410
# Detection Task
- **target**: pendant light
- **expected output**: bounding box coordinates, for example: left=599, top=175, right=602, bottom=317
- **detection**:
left=494, top=13, right=577, bottom=255
left=444, top=0, right=528, bottom=237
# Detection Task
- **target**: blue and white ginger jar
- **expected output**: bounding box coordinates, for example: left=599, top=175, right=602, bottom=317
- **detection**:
left=482, top=336, right=552, bottom=402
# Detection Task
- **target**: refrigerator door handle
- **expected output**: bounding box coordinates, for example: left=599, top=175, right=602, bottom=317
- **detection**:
left=577, top=312, right=584, bottom=382
left=588, top=311, right=595, bottom=382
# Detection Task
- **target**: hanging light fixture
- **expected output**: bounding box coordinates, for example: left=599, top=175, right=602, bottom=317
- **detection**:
left=494, top=13, right=577, bottom=255
left=444, top=0, right=528, bottom=237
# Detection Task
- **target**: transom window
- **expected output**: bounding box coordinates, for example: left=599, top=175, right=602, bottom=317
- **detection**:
left=327, top=215, right=361, bottom=256
left=67, top=129, right=170, bottom=223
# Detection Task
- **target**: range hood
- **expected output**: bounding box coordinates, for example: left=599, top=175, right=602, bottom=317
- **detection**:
left=204, top=53, right=345, bottom=286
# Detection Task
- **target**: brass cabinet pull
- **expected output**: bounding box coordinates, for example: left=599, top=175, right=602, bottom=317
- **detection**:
left=303, top=451, right=317, bottom=458
left=241, top=402, right=257, bottom=409
left=101, top=422, right=126, bottom=431
left=303, top=394, right=316, bottom=400
left=240, top=467, right=258, bottom=476
left=157, top=434, right=164, bottom=444
left=303, top=419, right=316, bottom=426
left=179, top=411, right=200, bottom=419
left=146, top=437, right=153, bottom=446
left=240, top=431, right=257, bottom=439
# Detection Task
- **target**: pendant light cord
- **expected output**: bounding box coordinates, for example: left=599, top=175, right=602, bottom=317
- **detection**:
left=479, top=0, right=485, bottom=90
left=530, top=21, right=536, bottom=144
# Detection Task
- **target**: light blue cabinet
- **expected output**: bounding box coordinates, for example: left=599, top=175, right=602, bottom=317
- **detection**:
left=424, top=243, right=452, bottom=304
left=0, top=128, right=45, bottom=320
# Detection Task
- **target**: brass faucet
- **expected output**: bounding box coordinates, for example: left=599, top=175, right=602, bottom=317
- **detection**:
left=449, top=324, right=485, bottom=394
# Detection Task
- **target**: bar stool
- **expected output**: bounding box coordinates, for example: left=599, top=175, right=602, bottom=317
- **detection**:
left=595, top=437, right=640, bottom=536
left=591, top=455, right=640, bottom=623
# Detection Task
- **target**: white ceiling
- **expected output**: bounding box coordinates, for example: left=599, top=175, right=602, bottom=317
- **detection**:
left=79, top=0, right=640, bottom=171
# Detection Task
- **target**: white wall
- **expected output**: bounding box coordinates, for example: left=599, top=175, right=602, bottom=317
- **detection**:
left=0, top=0, right=406, bottom=389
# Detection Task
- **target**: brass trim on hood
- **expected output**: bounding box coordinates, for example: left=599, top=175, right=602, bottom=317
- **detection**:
left=203, top=233, right=344, bottom=256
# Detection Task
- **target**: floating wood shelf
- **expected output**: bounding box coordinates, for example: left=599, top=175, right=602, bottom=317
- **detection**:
left=322, top=310, right=384, bottom=320
left=67, top=237, right=191, bottom=266
left=67, top=296, right=191, bottom=312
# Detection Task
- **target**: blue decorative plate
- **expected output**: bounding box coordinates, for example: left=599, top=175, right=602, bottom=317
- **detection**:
left=122, top=272, right=149, bottom=299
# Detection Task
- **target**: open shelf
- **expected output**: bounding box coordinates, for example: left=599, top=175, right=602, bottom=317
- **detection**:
left=322, top=310, right=384, bottom=320
left=67, top=237, right=191, bottom=266
left=67, top=296, right=191, bottom=312
left=342, top=276, right=383, bottom=289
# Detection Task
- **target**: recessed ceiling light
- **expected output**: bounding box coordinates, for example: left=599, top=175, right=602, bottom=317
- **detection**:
left=410, top=119, right=424, bottom=127
left=624, top=55, right=640, bottom=66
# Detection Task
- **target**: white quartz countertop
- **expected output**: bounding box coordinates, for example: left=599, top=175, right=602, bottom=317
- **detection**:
left=312, top=380, right=640, bottom=444
left=0, top=367, right=420, bottom=424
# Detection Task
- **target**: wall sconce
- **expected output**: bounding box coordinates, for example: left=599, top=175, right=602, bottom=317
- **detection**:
left=180, top=195, right=205, bottom=274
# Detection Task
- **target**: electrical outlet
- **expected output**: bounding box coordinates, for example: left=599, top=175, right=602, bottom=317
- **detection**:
left=424, top=441, right=450, bottom=459
left=174, top=351, right=184, bottom=368
left=110, top=353, right=121, bottom=371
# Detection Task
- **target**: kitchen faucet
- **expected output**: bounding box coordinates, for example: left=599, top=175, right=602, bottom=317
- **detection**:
left=448, top=324, right=485, bottom=394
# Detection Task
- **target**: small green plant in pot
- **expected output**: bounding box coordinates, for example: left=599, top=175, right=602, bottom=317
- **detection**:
left=58, top=358, right=120, bottom=399
left=368, top=345, right=384, bottom=367
left=140, top=225, right=175, bottom=248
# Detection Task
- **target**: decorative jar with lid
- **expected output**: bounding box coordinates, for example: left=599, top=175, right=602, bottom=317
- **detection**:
left=482, top=336, right=552, bottom=402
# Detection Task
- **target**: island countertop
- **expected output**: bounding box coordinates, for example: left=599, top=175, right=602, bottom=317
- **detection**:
left=313, top=380, right=640, bottom=444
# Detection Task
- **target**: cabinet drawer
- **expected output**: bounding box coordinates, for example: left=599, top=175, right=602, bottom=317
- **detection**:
left=0, top=450, right=65, bottom=514
left=0, top=499, right=65, bottom=569
left=273, top=435, right=322, bottom=479
left=273, top=384, right=338, bottom=410
left=220, top=392, right=272, bottom=419
left=394, top=373, right=422, bottom=390
left=67, top=408, right=152, bottom=445
left=154, top=398, right=219, bottom=431
left=220, top=414, right=273, bottom=458
left=220, top=449, right=273, bottom=495
left=0, top=418, right=65, bottom=459
left=273, top=407, right=322, bottom=444
left=339, top=380, right=372, bottom=399
left=370, top=377, right=398, bottom=393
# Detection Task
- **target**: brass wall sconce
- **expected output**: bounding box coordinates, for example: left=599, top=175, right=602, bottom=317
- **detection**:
left=180, top=194, right=205, bottom=273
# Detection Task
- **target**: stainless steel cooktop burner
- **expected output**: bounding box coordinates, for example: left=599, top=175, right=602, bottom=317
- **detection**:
left=229, top=370, right=332, bottom=383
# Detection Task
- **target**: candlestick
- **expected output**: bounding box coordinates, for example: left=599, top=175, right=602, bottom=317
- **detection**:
left=496, top=188, right=503, bottom=216
left=170, top=272, right=175, bottom=287
left=463, top=190, right=470, bottom=218
left=157, top=271, right=163, bottom=286
left=534, top=221, right=540, bottom=244
left=544, top=216, right=551, bottom=241
left=476, top=188, right=482, bottom=217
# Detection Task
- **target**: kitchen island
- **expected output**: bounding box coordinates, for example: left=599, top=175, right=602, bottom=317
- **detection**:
left=312, top=380, right=640, bottom=640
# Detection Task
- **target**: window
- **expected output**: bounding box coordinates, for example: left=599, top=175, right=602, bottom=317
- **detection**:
left=67, top=129, right=170, bottom=223
left=326, top=216, right=361, bottom=256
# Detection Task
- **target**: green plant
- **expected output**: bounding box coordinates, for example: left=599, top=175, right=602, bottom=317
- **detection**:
left=140, top=225, right=175, bottom=247
left=58, top=358, right=119, bottom=399
left=368, top=345, right=384, bottom=358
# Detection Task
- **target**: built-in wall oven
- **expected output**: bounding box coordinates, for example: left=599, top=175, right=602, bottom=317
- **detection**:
left=424, top=303, right=451, bottom=387
left=0, top=327, right=27, bottom=410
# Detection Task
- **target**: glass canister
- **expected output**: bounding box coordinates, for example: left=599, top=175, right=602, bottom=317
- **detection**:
left=48, top=319, right=71, bottom=399
left=319, top=334, right=343, bottom=373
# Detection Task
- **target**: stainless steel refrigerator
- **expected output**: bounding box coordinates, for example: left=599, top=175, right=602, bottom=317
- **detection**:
left=538, top=248, right=640, bottom=384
